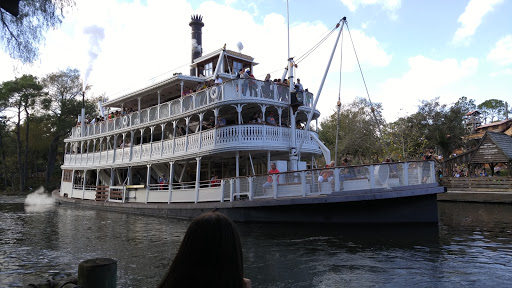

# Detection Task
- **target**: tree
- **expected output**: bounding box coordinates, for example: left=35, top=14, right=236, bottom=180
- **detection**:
left=453, top=96, right=476, bottom=115
left=318, top=97, right=384, bottom=164
left=477, top=99, right=507, bottom=123
left=0, top=74, right=44, bottom=192
left=415, top=97, right=466, bottom=158
left=382, top=114, right=427, bottom=161
left=0, top=0, right=75, bottom=63
left=40, top=68, right=98, bottom=189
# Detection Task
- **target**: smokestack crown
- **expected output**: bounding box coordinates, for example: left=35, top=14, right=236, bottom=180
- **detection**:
left=190, top=15, right=204, bottom=76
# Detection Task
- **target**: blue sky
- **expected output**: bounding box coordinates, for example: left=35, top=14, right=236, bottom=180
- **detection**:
left=1, top=0, right=511, bottom=123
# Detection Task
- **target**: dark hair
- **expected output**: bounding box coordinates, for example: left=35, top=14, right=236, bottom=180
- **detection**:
left=158, top=211, right=245, bottom=288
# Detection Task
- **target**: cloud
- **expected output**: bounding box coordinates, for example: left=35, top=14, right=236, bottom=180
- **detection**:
left=1, top=0, right=391, bottom=125
left=377, top=56, right=478, bottom=121
left=490, top=68, right=512, bottom=77
left=452, top=0, right=503, bottom=46
left=487, top=35, right=512, bottom=66
left=340, top=0, right=401, bottom=19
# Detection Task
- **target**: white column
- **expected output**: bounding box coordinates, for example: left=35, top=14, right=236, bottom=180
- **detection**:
left=70, top=169, right=75, bottom=198
left=198, top=113, right=204, bottom=149
left=105, top=136, right=110, bottom=164
left=146, top=164, right=151, bottom=203
left=139, top=128, right=145, bottom=159
left=110, top=167, right=115, bottom=186
left=185, top=117, right=190, bottom=152
left=82, top=170, right=87, bottom=200
left=172, top=121, right=177, bottom=154
left=113, top=134, right=118, bottom=163
left=137, top=97, right=142, bottom=124
left=236, top=151, right=240, bottom=196
left=149, top=126, right=155, bottom=159
left=157, top=90, right=161, bottom=120
left=121, top=133, right=126, bottom=162
left=168, top=161, right=174, bottom=204
left=161, top=123, right=166, bottom=156
left=129, top=131, right=135, bottom=161
left=194, top=157, right=201, bottom=203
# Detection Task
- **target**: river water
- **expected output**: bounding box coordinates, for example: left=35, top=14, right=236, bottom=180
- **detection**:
left=1, top=192, right=512, bottom=287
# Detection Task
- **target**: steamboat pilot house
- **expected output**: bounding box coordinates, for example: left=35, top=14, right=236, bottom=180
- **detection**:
left=60, top=15, right=327, bottom=203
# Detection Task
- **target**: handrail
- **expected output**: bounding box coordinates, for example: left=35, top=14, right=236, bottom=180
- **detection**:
left=69, top=79, right=316, bottom=140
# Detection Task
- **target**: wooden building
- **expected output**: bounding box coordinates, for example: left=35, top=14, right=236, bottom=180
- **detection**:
left=444, top=131, right=512, bottom=177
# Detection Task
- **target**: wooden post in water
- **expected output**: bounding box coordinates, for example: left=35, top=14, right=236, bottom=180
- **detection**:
left=78, top=258, right=117, bottom=288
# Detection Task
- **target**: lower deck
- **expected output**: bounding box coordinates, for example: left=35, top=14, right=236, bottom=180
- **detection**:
left=61, top=161, right=439, bottom=203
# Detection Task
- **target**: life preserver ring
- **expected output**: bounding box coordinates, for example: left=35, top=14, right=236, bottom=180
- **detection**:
left=122, top=116, right=128, bottom=127
left=210, top=86, right=218, bottom=100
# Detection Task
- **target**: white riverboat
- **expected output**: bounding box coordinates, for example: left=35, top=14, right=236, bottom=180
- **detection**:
left=56, top=16, right=445, bottom=223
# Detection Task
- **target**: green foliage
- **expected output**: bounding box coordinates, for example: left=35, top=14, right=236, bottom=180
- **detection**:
left=318, top=97, right=384, bottom=164
left=477, top=99, right=508, bottom=123
left=0, top=69, right=99, bottom=192
left=320, top=95, right=473, bottom=164
left=0, top=0, right=75, bottom=63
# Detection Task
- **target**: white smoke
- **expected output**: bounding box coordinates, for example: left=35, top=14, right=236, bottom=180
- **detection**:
left=83, top=25, right=106, bottom=90
left=192, top=38, right=202, bottom=53
left=25, top=187, right=55, bottom=213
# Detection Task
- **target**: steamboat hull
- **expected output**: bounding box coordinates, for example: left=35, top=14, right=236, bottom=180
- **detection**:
left=53, top=184, right=443, bottom=224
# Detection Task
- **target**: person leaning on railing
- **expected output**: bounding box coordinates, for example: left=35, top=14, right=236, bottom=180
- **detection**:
left=318, top=161, right=335, bottom=183
left=263, top=163, right=280, bottom=188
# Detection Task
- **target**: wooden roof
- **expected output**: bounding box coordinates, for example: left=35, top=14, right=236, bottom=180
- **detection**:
left=470, top=131, right=512, bottom=164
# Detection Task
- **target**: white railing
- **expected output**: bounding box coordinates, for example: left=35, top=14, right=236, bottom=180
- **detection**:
left=64, top=125, right=320, bottom=166
left=79, top=161, right=434, bottom=203
left=70, top=79, right=315, bottom=139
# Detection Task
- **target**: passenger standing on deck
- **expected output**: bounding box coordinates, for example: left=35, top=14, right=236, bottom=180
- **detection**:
left=296, top=78, right=303, bottom=91
left=263, top=162, right=280, bottom=188
left=158, top=211, right=251, bottom=288
left=266, top=111, right=277, bottom=126
left=215, top=74, right=223, bottom=84
left=241, top=69, right=250, bottom=95
left=216, top=115, right=226, bottom=128
left=159, top=175, right=165, bottom=190
left=163, top=175, right=168, bottom=189
left=318, top=161, right=335, bottom=183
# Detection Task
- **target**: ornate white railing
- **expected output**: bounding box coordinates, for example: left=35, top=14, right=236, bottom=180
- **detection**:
left=64, top=125, right=320, bottom=166
left=68, top=161, right=437, bottom=204
left=70, top=79, right=315, bottom=139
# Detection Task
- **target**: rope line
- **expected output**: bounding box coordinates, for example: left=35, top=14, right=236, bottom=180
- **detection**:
left=345, top=21, right=383, bottom=136
left=295, top=21, right=340, bottom=65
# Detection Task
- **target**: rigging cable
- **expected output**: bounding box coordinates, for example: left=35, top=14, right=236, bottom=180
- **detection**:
left=345, top=22, right=383, bottom=137
left=256, top=22, right=340, bottom=80
left=295, top=22, right=340, bottom=65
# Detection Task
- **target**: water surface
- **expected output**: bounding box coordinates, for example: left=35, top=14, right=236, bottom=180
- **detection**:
left=1, top=195, right=511, bottom=287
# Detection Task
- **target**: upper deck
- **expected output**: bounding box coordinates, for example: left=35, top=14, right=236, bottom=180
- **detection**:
left=68, top=78, right=319, bottom=141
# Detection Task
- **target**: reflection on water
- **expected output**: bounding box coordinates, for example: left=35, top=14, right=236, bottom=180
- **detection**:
left=1, top=196, right=512, bottom=287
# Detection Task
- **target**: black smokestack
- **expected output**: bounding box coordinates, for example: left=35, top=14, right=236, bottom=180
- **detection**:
left=189, top=14, right=204, bottom=76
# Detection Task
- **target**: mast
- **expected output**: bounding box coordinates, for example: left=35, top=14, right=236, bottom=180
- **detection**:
left=287, top=0, right=298, bottom=171
left=296, top=17, right=346, bottom=160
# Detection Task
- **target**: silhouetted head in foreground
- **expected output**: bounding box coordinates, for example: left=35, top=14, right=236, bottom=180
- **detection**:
left=158, top=211, right=248, bottom=288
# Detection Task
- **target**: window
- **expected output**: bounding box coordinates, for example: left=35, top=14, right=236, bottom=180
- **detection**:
left=63, top=170, right=73, bottom=182
left=204, top=62, right=213, bottom=77
left=233, top=61, right=243, bottom=75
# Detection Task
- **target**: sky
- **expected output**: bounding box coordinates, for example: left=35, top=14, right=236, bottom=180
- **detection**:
left=1, top=0, right=511, bottom=124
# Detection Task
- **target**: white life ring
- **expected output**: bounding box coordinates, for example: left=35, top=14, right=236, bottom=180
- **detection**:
left=210, top=86, right=218, bottom=100
left=122, top=116, right=128, bottom=127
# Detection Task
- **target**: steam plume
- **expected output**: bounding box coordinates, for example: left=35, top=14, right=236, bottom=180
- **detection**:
left=83, top=25, right=105, bottom=90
